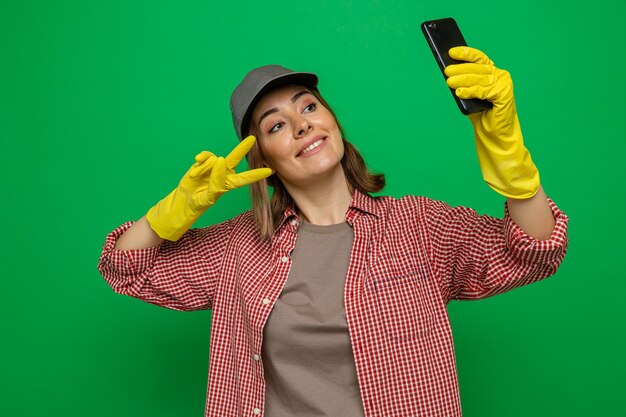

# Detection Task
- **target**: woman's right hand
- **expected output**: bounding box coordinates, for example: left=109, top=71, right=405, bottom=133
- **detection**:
left=146, top=135, right=272, bottom=241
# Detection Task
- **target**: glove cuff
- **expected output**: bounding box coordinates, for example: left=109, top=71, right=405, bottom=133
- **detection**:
left=145, top=189, right=205, bottom=241
left=480, top=148, right=541, bottom=199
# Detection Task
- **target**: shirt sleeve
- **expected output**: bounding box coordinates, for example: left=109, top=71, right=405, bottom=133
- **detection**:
left=423, top=196, right=569, bottom=303
left=97, top=218, right=236, bottom=311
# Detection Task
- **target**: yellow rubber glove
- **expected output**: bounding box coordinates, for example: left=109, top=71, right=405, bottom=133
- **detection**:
left=146, top=135, right=272, bottom=241
left=444, top=46, right=540, bottom=199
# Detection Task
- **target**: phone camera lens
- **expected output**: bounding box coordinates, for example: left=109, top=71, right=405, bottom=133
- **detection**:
left=428, top=23, right=437, bottom=29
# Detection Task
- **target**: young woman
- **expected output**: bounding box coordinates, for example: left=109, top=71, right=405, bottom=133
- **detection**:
left=98, top=46, right=569, bottom=417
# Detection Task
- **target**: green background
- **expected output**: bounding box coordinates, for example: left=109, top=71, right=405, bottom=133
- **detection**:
left=2, top=0, right=624, bottom=416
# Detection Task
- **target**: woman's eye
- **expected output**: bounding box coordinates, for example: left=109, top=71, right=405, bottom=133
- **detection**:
left=269, top=122, right=284, bottom=133
left=303, top=103, right=316, bottom=113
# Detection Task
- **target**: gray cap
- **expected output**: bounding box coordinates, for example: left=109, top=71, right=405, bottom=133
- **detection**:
left=230, top=65, right=318, bottom=140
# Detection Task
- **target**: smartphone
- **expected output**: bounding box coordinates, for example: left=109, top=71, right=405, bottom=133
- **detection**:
left=421, top=18, right=493, bottom=115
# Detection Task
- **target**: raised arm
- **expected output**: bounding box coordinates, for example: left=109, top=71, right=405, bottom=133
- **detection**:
left=444, top=47, right=557, bottom=240
left=98, top=136, right=271, bottom=311
left=423, top=195, right=568, bottom=303
left=112, top=135, right=271, bottom=250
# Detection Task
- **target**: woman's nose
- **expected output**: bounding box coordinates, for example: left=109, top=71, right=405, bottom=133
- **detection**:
left=294, top=117, right=312, bottom=138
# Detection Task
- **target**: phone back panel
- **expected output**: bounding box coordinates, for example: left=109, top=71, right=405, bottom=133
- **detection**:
left=421, top=18, right=492, bottom=115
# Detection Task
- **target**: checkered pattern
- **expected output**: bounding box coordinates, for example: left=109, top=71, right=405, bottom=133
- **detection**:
left=98, top=190, right=568, bottom=417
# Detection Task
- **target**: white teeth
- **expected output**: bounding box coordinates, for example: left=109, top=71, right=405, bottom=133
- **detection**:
left=300, top=139, right=324, bottom=155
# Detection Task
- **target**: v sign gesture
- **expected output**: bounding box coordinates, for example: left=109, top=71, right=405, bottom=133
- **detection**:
left=146, top=136, right=272, bottom=241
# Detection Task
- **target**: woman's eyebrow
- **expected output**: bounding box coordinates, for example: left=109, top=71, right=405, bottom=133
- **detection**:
left=257, top=90, right=312, bottom=126
left=291, top=89, right=311, bottom=103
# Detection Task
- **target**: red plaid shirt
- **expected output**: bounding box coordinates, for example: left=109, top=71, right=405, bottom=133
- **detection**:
left=98, top=190, right=568, bottom=417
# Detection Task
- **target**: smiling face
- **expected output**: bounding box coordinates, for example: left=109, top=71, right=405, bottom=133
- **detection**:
left=249, top=84, right=345, bottom=189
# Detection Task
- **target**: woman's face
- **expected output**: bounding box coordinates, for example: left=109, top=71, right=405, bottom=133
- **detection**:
left=250, top=84, right=344, bottom=188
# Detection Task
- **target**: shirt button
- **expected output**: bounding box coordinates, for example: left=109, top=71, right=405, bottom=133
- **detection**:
left=262, top=298, right=271, bottom=305
left=253, top=408, right=261, bottom=415
left=253, top=354, right=260, bottom=361
left=290, top=219, right=297, bottom=226
left=280, top=256, right=289, bottom=263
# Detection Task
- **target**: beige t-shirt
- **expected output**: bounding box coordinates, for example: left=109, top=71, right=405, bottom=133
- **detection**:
left=262, top=220, right=365, bottom=417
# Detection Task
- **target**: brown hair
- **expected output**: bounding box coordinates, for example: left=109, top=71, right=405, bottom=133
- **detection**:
left=245, top=88, right=385, bottom=239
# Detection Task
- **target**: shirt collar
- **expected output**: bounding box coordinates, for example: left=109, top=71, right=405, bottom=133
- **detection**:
left=277, top=188, right=379, bottom=231
left=348, top=188, right=380, bottom=219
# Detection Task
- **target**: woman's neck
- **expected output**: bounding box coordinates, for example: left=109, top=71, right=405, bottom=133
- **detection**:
left=282, top=167, right=352, bottom=225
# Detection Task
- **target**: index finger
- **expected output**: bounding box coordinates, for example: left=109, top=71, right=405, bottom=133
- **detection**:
left=448, top=46, right=494, bottom=66
left=225, top=135, right=257, bottom=169
left=445, top=62, right=494, bottom=77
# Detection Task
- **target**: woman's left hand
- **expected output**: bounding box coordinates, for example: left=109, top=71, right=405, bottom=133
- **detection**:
left=444, top=46, right=540, bottom=199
